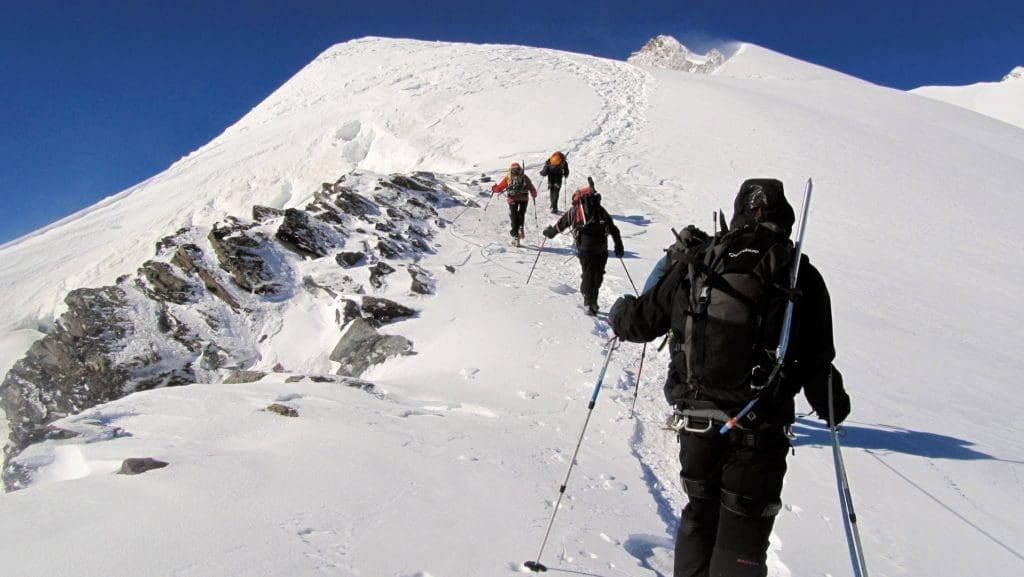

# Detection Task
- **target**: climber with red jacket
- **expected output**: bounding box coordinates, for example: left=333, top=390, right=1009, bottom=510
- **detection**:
left=491, top=162, right=538, bottom=247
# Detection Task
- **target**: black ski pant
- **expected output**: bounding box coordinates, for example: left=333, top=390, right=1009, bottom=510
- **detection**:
left=548, top=179, right=562, bottom=211
left=673, top=425, right=790, bottom=577
left=508, top=200, right=529, bottom=238
left=577, top=250, right=608, bottom=306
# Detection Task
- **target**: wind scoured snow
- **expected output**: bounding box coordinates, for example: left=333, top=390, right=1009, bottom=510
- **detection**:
left=1, top=37, right=1023, bottom=577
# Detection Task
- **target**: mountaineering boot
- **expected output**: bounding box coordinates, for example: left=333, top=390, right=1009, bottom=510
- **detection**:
left=587, top=301, right=599, bottom=316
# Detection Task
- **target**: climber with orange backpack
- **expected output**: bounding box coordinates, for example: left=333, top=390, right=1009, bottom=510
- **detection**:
left=539, top=151, right=569, bottom=214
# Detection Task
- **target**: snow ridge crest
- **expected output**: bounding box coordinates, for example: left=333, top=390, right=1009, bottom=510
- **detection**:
left=627, top=35, right=725, bottom=74
left=1003, top=66, right=1024, bottom=82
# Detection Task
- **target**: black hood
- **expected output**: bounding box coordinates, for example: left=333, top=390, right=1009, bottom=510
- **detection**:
left=729, top=178, right=795, bottom=235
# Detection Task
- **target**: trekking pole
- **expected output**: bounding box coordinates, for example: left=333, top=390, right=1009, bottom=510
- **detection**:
left=525, top=236, right=547, bottom=285
left=830, top=371, right=869, bottom=577
left=628, top=343, right=647, bottom=418
left=619, top=257, right=639, bottom=295
left=721, top=178, right=813, bottom=434
left=484, top=191, right=503, bottom=212
left=616, top=256, right=647, bottom=418
left=525, top=337, right=619, bottom=573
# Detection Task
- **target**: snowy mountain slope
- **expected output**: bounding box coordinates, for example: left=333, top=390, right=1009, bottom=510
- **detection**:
left=911, top=66, right=1024, bottom=130
left=1, top=36, right=1024, bottom=576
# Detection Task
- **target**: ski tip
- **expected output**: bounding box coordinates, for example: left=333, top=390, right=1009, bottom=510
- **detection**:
left=524, top=560, right=548, bottom=572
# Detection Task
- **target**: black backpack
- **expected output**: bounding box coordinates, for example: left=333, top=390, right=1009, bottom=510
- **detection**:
left=676, top=223, right=794, bottom=406
left=507, top=165, right=527, bottom=197
left=571, top=187, right=608, bottom=236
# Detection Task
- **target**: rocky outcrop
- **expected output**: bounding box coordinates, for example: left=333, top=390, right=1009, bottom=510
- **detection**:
left=627, top=35, right=726, bottom=74
left=275, top=207, right=346, bottom=258
left=208, top=222, right=282, bottom=295
left=118, top=457, right=169, bottom=475
left=330, top=318, right=415, bottom=378
left=1, top=170, right=471, bottom=491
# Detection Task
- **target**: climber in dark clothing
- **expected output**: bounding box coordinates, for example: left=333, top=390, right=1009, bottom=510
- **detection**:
left=543, top=183, right=623, bottom=316
left=539, top=151, right=569, bottom=214
left=607, top=178, right=851, bottom=577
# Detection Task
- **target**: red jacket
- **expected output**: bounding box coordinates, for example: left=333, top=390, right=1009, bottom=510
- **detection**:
left=491, top=175, right=537, bottom=203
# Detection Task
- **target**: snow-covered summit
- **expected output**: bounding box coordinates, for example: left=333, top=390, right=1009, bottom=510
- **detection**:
left=1004, top=66, right=1024, bottom=81
left=627, top=34, right=726, bottom=73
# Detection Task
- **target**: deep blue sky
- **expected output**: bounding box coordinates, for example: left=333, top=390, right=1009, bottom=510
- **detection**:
left=2, top=1, right=1021, bottom=244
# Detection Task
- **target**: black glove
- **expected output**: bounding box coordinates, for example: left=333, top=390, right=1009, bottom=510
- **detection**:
left=614, top=243, right=624, bottom=258
left=607, top=295, right=635, bottom=337
left=543, top=225, right=557, bottom=239
left=815, top=366, right=850, bottom=426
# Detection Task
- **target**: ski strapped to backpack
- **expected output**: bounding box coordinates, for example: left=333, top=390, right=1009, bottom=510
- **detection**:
left=720, top=178, right=813, bottom=434
left=570, top=176, right=603, bottom=230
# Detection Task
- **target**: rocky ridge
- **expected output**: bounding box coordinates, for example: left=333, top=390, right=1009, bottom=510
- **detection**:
left=627, top=34, right=726, bottom=74
left=0, top=171, right=476, bottom=490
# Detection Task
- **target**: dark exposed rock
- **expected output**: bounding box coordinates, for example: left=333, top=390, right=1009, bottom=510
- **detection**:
left=223, top=370, right=267, bottom=384
left=253, top=205, right=285, bottom=222
left=404, top=195, right=438, bottom=220
left=303, top=276, right=338, bottom=298
left=340, top=299, right=361, bottom=326
left=0, top=286, right=132, bottom=466
left=275, top=207, right=346, bottom=259
left=410, top=236, right=431, bottom=253
left=376, top=237, right=404, bottom=259
left=334, top=189, right=378, bottom=217
left=388, top=174, right=432, bottom=192
left=138, top=260, right=193, bottom=304
left=171, top=244, right=241, bottom=311
left=330, top=318, right=415, bottom=378
left=361, top=296, right=416, bottom=325
left=208, top=224, right=281, bottom=295
left=336, top=251, right=365, bottom=268
left=118, top=457, right=169, bottom=475
left=200, top=342, right=227, bottom=371
left=408, top=264, right=436, bottom=295
left=265, top=403, right=298, bottom=417
left=155, top=227, right=191, bottom=256
left=368, top=262, right=396, bottom=289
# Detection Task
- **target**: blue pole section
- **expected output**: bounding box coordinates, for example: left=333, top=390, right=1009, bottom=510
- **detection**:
left=525, top=337, right=619, bottom=573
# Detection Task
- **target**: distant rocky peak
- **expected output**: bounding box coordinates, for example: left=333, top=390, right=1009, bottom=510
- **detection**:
left=627, top=35, right=726, bottom=74
left=1003, top=66, right=1024, bottom=81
